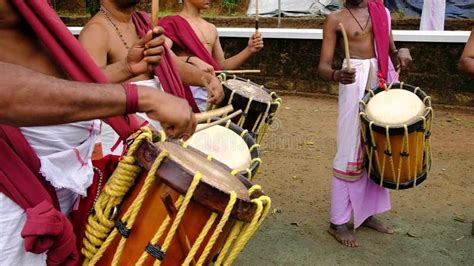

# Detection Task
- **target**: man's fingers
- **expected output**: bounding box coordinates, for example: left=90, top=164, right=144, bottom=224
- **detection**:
left=152, top=26, right=165, bottom=35
left=145, top=36, right=166, bottom=49
left=144, top=55, right=162, bottom=65
left=144, top=46, right=165, bottom=57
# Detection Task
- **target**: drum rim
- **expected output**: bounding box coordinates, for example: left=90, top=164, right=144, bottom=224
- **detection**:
left=135, top=140, right=260, bottom=222
left=368, top=163, right=430, bottom=190
left=222, top=76, right=280, bottom=114
left=359, top=83, right=433, bottom=135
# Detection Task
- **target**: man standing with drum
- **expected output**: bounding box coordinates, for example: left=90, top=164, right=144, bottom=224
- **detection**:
left=318, top=0, right=412, bottom=247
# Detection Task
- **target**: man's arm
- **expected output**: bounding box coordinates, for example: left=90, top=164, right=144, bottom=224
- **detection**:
left=171, top=51, right=224, bottom=104
left=318, top=14, right=355, bottom=84
left=0, top=62, right=195, bottom=138
left=212, top=31, right=263, bottom=70
left=79, top=24, right=166, bottom=83
left=459, top=29, right=474, bottom=76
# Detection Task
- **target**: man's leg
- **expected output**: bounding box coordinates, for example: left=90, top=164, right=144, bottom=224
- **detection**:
left=328, top=176, right=359, bottom=247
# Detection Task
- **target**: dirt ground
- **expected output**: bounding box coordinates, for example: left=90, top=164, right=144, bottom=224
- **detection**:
left=234, top=95, right=473, bottom=265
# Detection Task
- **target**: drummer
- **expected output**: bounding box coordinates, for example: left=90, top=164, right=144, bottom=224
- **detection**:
left=159, top=0, right=264, bottom=111
left=79, top=0, right=224, bottom=155
left=317, top=0, right=412, bottom=247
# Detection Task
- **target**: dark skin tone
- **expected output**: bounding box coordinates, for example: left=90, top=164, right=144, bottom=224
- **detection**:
left=318, top=0, right=411, bottom=247
left=459, top=29, right=474, bottom=76
left=318, top=0, right=412, bottom=85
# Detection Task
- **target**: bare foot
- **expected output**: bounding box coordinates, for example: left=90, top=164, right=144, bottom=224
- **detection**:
left=361, top=216, right=394, bottom=234
left=328, top=223, right=359, bottom=247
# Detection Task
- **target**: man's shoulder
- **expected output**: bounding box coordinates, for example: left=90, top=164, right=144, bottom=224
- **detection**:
left=82, top=15, right=108, bottom=33
left=326, top=9, right=345, bottom=22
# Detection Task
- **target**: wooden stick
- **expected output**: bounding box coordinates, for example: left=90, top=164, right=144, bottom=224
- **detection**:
left=195, top=105, right=234, bottom=123
left=338, top=22, right=351, bottom=69
left=215, top=69, right=261, bottom=74
left=151, top=0, right=159, bottom=27
left=387, top=68, right=402, bottom=90
left=195, top=110, right=243, bottom=133
left=255, top=0, right=259, bottom=32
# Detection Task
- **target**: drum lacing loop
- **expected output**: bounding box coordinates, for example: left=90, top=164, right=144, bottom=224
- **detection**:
left=240, top=129, right=249, bottom=138
left=115, top=220, right=131, bottom=238
left=82, top=127, right=153, bottom=266
left=249, top=143, right=260, bottom=153
left=111, top=150, right=170, bottom=265
left=136, top=172, right=202, bottom=266
left=400, top=82, right=405, bottom=89
left=145, top=243, right=165, bottom=261
left=207, top=154, right=213, bottom=161
left=367, top=121, right=378, bottom=183
left=414, top=86, right=421, bottom=95
left=254, top=100, right=272, bottom=143
left=223, top=188, right=271, bottom=265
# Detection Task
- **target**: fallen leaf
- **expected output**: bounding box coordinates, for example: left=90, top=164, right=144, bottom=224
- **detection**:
left=290, top=222, right=299, bottom=226
left=305, top=141, right=315, bottom=145
left=407, top=231, right=421, bottom=238
left=271, top=208, right=282, bottom=215
left=453, top=214, right=468, bottom=223
left=456, top=236, right=464, bottom=241
left=285, top=107, right=291, bottom=110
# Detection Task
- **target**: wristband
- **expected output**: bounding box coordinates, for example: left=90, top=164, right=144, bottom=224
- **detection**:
left=186, top=56, right=193, bottom=63
left=121, top=83, right=139, bottom=114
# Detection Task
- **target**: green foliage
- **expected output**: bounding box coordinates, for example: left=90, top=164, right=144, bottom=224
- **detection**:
left=222, top=0, right=238, bottom=14
left=86, top=0, right=100, bottom=16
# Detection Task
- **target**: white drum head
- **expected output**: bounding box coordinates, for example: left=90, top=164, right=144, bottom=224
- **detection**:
left=186, top=125, right=251, bottom=171
left=366, top=89, right=426, bottom=126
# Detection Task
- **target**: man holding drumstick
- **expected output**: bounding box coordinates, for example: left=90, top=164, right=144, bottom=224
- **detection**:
left=159, top=0, right=264, bottom=111
left=318, top=0, right=412, bottom=247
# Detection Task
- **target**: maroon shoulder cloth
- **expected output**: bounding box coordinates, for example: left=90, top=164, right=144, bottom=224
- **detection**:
left=368, top=0, right=390, bottom=83
left=132, top=11, right=200, bottom=113
left=159, top=15, right=221, bottom=71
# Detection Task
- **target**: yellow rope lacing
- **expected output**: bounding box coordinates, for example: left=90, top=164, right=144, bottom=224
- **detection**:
left=82, top=127, right=154, bottom=265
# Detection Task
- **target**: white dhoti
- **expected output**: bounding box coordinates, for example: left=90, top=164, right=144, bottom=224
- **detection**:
left=330, top=58, right=392, bottom=228
left=0, top=120, right=100, bottom=265
left=100, top=77, right=163, bottom=156
left=190, top=85, right=208, bottom=112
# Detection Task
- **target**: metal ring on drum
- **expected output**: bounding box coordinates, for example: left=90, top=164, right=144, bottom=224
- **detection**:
left=359, top=82, right=433, bottom=190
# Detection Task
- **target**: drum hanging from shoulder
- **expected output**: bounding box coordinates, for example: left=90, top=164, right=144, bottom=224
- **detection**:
left=81, top=127, right=271, bottom=265
left=359, top=83, right=433, bottom=190
left=185, top=120, right=262, bottom=180
left=214, top=74, right=282, bottom=144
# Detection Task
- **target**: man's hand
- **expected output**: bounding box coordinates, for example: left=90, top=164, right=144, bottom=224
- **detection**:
left=391, top=48, right=412, bottom=70
left=247, top=32, right=264, bottom=53
left=205, top=76, right=225, bottom=105
left=334, top=68, right=356, bottom=84
left=139, top=86, right=196, bottom=140
left=189, top=57, right=215, bottom=74
left=126, top=27, right=166, bottom=76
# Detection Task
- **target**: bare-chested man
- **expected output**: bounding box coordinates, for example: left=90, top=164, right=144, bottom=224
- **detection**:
left=79, top=0, right=224, bottom=154
left=318, top=0, right=412, bottom=247
left=0, top=1, right=194, bottom=264
left=159, top=0, right=264, bottom=111
left=459, top=29, right=474, bottom=76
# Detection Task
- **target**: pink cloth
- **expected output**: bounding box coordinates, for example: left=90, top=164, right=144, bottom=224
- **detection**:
left=132, top=11, right=200, bottom=113
left=331, top=171, right=391, bottom=228
left=160, top=15, right=221, bottom=70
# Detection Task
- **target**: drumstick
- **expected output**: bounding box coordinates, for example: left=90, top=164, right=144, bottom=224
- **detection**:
left=151, top=0, right=159, bottom=27
left=387, top=68, right=401, bottom=90
left=338, top=23, right=351, bottom=69
left=195, top=110, right=243, bottom=133
left=195, top=105, right=234, bottom=123
left=215, top=69, right=261, bottom=74
left=255, top=0, right=259, bottom=32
